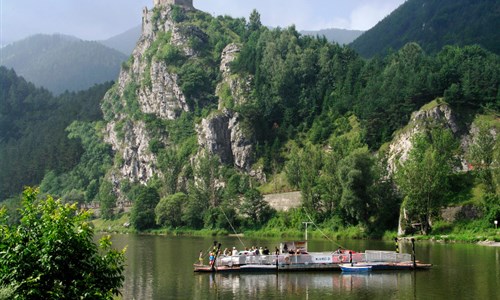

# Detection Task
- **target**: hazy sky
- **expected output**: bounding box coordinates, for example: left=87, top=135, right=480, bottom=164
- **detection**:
left=1, top=0, right=404, bottom=45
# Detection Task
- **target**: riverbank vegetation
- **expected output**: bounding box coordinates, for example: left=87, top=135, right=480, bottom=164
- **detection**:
left=0, top=188, right=125, bottom=299
left=1, top=6, right=498, bottom=245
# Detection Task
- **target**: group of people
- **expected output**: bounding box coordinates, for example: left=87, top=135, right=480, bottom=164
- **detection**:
left=221, top=245, right=272, bottom=256
left=199, top=244, right=277, bottom=265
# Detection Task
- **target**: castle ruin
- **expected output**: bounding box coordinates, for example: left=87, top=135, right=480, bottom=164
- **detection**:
left=153, top=0, right=193, bottom=9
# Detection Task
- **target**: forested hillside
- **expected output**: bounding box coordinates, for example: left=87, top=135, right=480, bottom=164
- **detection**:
left=1, top=34, right=126, bottom=94
left=0, top=67, right=112, bottom=200
left=85, top=4, right=499, bottom=235
left=1, top=3, right=498, bottom=238
left=350, top=0, right=500, bottom=57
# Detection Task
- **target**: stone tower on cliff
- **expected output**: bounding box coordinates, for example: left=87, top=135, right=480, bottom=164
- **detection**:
left=153, top=0, right=193, bottom=9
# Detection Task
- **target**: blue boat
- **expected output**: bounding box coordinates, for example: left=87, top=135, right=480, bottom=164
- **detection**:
left=340, top=264, right=372, bottom=272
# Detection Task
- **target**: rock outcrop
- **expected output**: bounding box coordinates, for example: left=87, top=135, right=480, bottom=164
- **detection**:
left=138, top=61, right=189, bottom=120
left=197, top=109, right=253, bottom=171
left=216, top=43, right=252, bottom=110
left=101, top=3, right=259, bottom=190
left=387, top=101, right=460, bottom=175
left=105, top=120, right=159, bottom=184
left=101, top=4, right=195, bottom=185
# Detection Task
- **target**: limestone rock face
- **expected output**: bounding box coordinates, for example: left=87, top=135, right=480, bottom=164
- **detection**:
left=138, top=61, right=189, bottom=119
left=101, top=4, right=195, bottom=185
left=100, top=3, right=262, bottom=191
left=441, top=205, right=483, bottom=222
left=197, top=110, right=253, bottom=171
left=171, top=25, right=208, bottom=57
left=104, top=120, right=159, bottom=185
left=216, top=43, right=252, bottom=110
left=390, top=102, right=498, bottom=235
left=387, top=103, right=459, bottom=174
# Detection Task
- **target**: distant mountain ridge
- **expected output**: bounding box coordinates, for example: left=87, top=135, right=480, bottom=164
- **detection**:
left=98, top=26, right=364, bottom=56
left=1, top=34, right=127, bottom=94
left=350, top=0, right=500, bottom=57
left=300, top=28, right=364, bottom=45
left=100, top=26, right=142, bottom=55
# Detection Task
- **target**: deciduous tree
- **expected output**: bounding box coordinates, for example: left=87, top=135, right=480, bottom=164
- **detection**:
left=0, top=187, right=124, bottom=299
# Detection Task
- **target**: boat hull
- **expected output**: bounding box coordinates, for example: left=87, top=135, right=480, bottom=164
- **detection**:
left=340, top=264, right=372, bottom=272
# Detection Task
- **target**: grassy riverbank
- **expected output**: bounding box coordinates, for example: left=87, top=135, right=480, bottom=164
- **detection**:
left=91, top=213, right=500, bottom=244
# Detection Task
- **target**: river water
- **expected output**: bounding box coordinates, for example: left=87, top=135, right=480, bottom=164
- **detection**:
left=108, top=234, right=500, bottom=300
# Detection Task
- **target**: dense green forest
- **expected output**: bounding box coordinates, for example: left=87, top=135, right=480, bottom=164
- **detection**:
left=97, top=7, right=499, bottom=237
left=1, top=4, right=499, bottom=239
left=0, top=67, right=113, bottom=202
left=351, top=0, right=500, bottom=57
left=1, top=34, right=126, bottom=94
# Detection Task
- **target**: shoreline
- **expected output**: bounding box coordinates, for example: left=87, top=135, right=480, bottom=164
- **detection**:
left=477, top=241, right=500, bottom=247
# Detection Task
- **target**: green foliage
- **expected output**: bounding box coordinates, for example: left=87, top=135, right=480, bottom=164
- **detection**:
left=350, top=0, right=500, bottom=57
left=337, top=148, right=375, bottom=225
left=98, top=180, right=117, bottom=220
left=395, top=128, right=460, bottom=234
left=130, top=186, right=160, bottom=230
left=171, top=5, right=187, bottom=23
left=0, top=285, right=16, bottom=300
left=178, top=59, right=216, bottom=109
left=157, top=44, right=185, bottom=66
left=0, top=187, right=125, bottom=299
left=123, top=82, right=142, bottom=119
left=39, top=121, right=113, bottom=203
left=0, top=67, right=112, bottom=200
left=466, top=118, right=499, bottom=193
left=264, top=208, right=309, bottom=232
left=155, top=192, right=187, bottom=227
left=482, top=193, right=500, bottom=223
left=240, top=189, right=275, bottom=228
left=218, top=82, right=234, bottom=109
left=248, top=9, right=262, bottom=32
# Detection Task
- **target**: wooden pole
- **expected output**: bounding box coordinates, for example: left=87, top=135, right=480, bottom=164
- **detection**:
left=411, top=238, right=416, bottom=269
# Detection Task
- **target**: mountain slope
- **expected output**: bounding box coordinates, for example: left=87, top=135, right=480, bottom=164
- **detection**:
left=100, top=25, right=142, bottom=55
left=1, top=34, right=127, bottom=94
left=350, top=0, right=500, bottom=57
left=301, top=28, right=364, bottom=45
left=0, top=66, right=112, bottom=200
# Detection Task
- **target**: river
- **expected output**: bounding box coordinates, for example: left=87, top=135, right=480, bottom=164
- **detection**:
left=107, top=234, right=500, bottom=300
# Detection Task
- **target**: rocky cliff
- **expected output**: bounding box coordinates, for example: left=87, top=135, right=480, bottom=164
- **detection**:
left=197, top=109, right=253, bottom=171
left=386, top=100, right=461, bottom=175
left=101, top=4, right=256, bottom=196
left=387, top=100, right=499, bottom=235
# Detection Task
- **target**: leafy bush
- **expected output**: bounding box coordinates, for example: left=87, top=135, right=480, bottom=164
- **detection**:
left=0, top=187, right=125, bottom=299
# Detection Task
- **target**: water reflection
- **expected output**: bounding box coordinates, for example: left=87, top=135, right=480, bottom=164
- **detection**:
left=107, top=234, right=500, bottom=300
left=195, top=271, right=415, bottom=299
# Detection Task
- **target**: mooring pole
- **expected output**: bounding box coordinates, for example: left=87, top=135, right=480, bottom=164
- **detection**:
left=302, top=222, right=313, bottom=241
left=411, top=238, right=416, bottom=269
